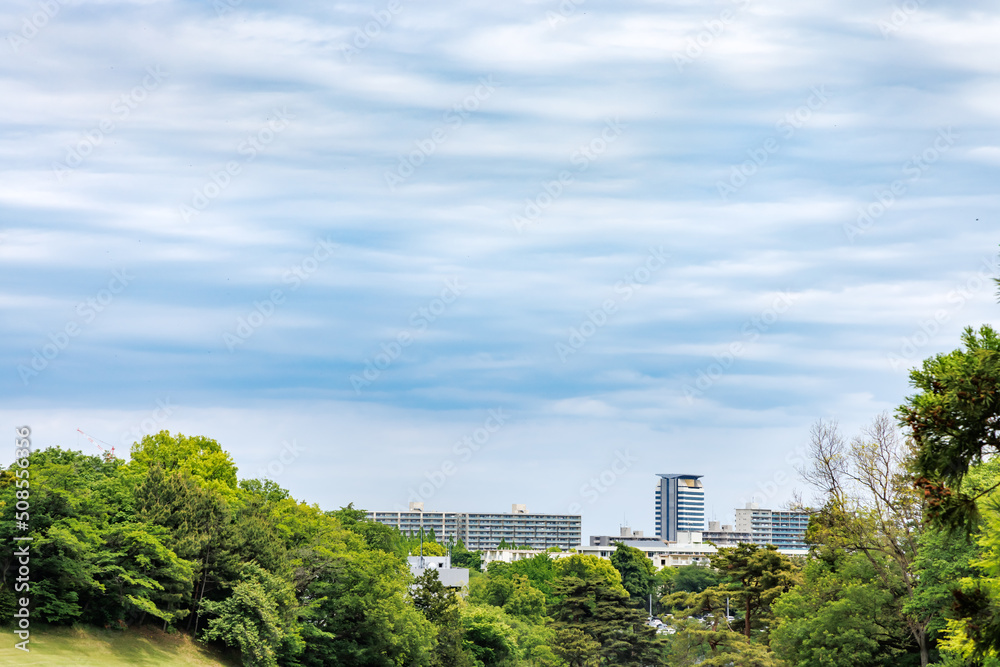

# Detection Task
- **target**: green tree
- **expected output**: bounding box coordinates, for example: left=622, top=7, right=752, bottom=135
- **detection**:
left=129, top=431, right=239, bottom=502
left=553, top=554, right=628, bottom=596
left=0, top=449, right=125, bottom=624
left=551, top=573, right=661, bottom=665
left=460, top=603, right=519, bottom=666
left=516, top=621, right=563, bottom=667
left=238, top=478, right=290, bottom=504
left=200, top=563, right=302, bottom=667
left=671, top=564, right=720, bottom=593
left=451, top=540, right=482, bottom=571
left=771, top=546, right=908, bottom=667
left=96, top=522, right=195, bottom=627
left=502, top=574, right=547, bottom=622
left=331, top=504, right=407, bottom=556
left=934, top=462, right=1000, bottom=661
left=663, top=585, right=748, bottom=663
left=412, top=569, right=475, bottom=667
left=476, top=565, right=514, bottom=608
left=713, top=543, right=797, bottom=639
left=231, top=485, right=287, bottom=577
left=552, top=626, right=600, bottom=667
left=801, top=414, right=935, bottom=665
left=610, top=543, right=657, bottom=607
left=411, top=541, right=447, bottom=557
left=135, top=464, right=236, bottom=634
left=31, top=516, right=104, bottom=623
left=901, top=325, right=1000, bottom=532
left=285, top=503, right=434, bottom=667
left=907, top=525, right=978, bottom=656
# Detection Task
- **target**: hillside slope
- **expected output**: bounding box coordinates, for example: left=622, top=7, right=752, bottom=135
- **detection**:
left=0, top=625, right=239, bottom=666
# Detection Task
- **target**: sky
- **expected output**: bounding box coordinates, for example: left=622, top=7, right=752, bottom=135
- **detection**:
left=2, top=0, right=999, bottom=540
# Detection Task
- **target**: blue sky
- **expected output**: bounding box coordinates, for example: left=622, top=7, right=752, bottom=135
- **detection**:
left=2, top=0, right=999, bottom=538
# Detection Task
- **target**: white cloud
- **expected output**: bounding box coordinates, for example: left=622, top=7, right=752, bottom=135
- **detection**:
left=2, top=0, right=998, bottom=532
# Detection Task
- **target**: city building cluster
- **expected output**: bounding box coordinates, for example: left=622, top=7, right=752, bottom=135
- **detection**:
left=368, top=472, right=811, bottom=576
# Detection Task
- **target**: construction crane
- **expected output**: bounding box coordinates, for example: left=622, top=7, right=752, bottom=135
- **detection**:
left=77, top=428, right=116, bottom=462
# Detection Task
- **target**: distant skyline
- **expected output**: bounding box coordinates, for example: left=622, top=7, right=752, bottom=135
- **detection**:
left=2, top=0, right=999, bottom=538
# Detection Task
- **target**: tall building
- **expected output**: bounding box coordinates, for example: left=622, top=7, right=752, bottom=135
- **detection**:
left=367, top=503, right=581, bottom=551
left=655, top=474, right=705, bottom=541
left=733, top=503, right=810, bottom=551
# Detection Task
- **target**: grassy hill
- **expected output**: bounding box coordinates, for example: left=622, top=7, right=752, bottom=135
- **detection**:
left=0, top=625, right=239, bottom=666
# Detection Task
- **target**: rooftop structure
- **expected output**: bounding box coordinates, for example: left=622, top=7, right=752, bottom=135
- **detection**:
left=702, top=520, right=753, bottom=547
left=590, top=526, right=667, bottom=547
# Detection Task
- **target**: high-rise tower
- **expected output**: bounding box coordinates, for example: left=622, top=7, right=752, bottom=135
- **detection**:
left=655, top=474, right=705, bottom=541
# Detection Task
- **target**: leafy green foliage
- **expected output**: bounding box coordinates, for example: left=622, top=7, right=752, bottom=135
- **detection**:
left=713, top=543, right=798, bottom=639
left=288, top=506, right=435, bottom=667
left=553, top=554, right=627, bottom=595
left=901, top=325, right=1000, bottom=531
left=671, top=564, right=720, bottom=593
left=411, top=569, right=476, bottom=667
left=200, top=563, right=301, bottom=667
left=610, top=543, right=657, bottom=606
left=658, top=544, right=793, bottom=665
left=329, top=503, right=406, bottom=556
left=0, top=435, right=443, bottom=667
left=663, top=582, right=759, bottom=664
left=771, top=547, right=909, bottom=666
left=411, top=541, right=447, bottom=557
left=97, top=522, right=195, bottom=625
left=451, top=540, right=483, bottom=571
left=461, top=603, right=519, bottom=666
left=550, top=573, right=662, bottom=665
left=129, top=431, right=239, bottom=501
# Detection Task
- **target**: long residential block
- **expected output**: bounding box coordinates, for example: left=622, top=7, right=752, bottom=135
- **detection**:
left=367, top=502, right=582, bottom=551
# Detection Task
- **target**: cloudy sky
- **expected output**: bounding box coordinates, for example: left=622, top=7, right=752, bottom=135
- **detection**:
left=2, top=0, right=999, bottom=538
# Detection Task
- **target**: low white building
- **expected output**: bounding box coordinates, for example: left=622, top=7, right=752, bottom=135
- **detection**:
left=578, top=531, right=716, bottom=567
left=481, top=528, right=807, bottom=572
left=408, top=555, right=469, bottom=588
left=481, top=549, right=573, bottom=569
left=576, top=530, right=808, bottom=568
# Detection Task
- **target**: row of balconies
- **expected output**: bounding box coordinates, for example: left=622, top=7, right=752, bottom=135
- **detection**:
left=371, top=513, right=580, bottom=521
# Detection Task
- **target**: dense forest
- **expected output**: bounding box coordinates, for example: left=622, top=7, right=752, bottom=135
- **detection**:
left=7, top=322, right=1000, bottom=665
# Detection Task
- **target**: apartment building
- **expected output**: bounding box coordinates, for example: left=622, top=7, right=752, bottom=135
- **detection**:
left=733, top=503, right=810, bottom=551
left=367, top=502, right=581, bottom=551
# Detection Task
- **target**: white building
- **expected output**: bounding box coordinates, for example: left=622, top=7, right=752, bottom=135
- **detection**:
left=581, top=531, right=716, bottom=567
left=408, top=555, right=469, bottom=588
left=481, top=549, right=571, bottom=569
left=572, top=530, right=808, bottom=569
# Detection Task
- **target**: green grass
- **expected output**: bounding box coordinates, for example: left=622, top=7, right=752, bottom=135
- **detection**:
left=0, top=625, right=240, bottom=666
